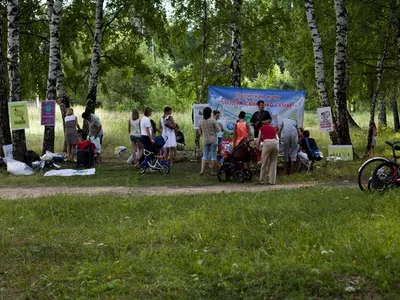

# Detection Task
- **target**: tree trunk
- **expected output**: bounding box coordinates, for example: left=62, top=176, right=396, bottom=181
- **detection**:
left=333, top=0, right=351, bottom=145
left=365, top=0, right=395, bottom=154
left=57, top=59, right=70, bottom=152
left=347, top=110, right=360, bottom=129
left=230, top=0, right=242, bottom=88
left=43, top=0, right=62, bottom=154
left=304, top=0, right=338, bottom=144
left=0, top=13, right=12, bottom=154
left=366, top=55, right=387, bottom=154
left=85, top=0, right=104, bottom=114
left=391, top=86, right=400, bottom=132
left=198, top=0, right=207, bottom=103
left=377, top=98, right=387, bottom=127
left=7, top=0, right=27, bottom=161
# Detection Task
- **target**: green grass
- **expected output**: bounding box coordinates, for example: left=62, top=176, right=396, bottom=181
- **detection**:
left=1, top=188, right=400, bottom=298
left=0, top=156, right=362, bottom=188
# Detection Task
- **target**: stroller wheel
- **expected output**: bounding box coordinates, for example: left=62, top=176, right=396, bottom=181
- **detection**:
left=217, top=166, right=223, bottom=182
left=243, top=168, right=252, bottom=180
left=233, top=171, right=245, bottom=183
left=159, top=163, right=170, bottom=174
left=139, top=165, right=147, bottom=174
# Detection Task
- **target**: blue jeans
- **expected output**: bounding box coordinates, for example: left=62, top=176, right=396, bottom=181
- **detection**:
left=202, top=143, right=217, bottom=161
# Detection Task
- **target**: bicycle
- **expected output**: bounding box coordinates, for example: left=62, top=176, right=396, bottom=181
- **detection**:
left=371, top=159, right=400, bottom=192
left=357, top=140, right=400, bottom=191
left=139, top=149, right=170, bottom=174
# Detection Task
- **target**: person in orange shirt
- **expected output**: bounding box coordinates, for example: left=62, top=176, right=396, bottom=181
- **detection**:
left=233, top=111, right=250, bottom=147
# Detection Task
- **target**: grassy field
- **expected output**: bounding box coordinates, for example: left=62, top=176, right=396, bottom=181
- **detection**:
left=1, top=105, right=399, bottom=188
left=1, top=188, right=400, bottom=298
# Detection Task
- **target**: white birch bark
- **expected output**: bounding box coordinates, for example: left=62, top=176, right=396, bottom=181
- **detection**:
left=7, top=0, right=27, bottom=160
left=0, top=13, right=12, bottom=149
left=304, top=0, right=330, bottom=108
left=43, top=0, right=62, bottom=154
left=86, top=0, right=105, bottom=114
left=333, top=0, right=351, bottom=145
left=230, top=0, right=242, bottom=88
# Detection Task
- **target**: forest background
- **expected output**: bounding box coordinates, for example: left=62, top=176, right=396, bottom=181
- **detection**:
left=1, top=0, right=400, bottom=159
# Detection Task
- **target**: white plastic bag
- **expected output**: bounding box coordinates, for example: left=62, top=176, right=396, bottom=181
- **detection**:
left=5, top=158, right=33, bottom=176
left=90, top=136, right=101, bottom=153
left=41, top=150, right=55, bottom=161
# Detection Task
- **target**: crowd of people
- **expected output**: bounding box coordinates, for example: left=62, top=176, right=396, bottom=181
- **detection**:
left=63, top=102, right=319, bottom=185
left=197, top=100, right=320, bottom=185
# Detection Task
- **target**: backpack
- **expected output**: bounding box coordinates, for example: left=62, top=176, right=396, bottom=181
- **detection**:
left=305, top=138, right=322, bottom=161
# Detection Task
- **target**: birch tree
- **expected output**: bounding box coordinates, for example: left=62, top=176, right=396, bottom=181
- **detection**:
left=333, top=0, right=351, bottom=145
left=377, top=98, right=387, bottom=127
left=43, top=0, right=62, bottom=154
left=7, top=0, right=27, bottom=161
left=391, top=85, right=400, bottom=131
left=85, top=0, right=105, bottom=114
left=304, top=0, right=338, bottom=144
left=0, top=13, right=12, bottom=152
left=230, top=0, right=242, bottom=87
left=199, top=0, right=207, bottom=102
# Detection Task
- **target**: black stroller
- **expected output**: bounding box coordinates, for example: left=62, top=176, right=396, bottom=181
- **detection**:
left=217, top=139, right=253, bottom=183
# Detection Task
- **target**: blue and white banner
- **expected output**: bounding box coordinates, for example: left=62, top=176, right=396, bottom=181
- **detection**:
left=207, top=86, right=306, bottom=132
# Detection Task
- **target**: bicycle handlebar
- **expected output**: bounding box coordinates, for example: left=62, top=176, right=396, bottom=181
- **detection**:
left=385, top=140, right=400, bottom=150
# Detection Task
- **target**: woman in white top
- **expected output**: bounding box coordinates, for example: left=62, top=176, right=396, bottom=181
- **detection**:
left=160, top=106, right=177, bottom=162
left=140, top=107, right=153, bottom=150
left=128, top=109, right=143, bottom=164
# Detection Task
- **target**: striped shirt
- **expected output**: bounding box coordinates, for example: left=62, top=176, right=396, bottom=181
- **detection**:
left=199, top=117, right=220, bottom=144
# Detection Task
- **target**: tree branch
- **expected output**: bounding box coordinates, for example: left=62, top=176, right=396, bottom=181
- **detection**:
left=20, top=31, right=49, bottom=42
left=84, top=17, right=95, bottom=39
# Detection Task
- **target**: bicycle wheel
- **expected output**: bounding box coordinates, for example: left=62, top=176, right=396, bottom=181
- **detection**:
left=371, top=161, right=399, bottom=192
left=357, top=157, right=387, bottom=191
left=159, top=163, right=170, bottom=174
left=139, top=165, right=147, bottom=174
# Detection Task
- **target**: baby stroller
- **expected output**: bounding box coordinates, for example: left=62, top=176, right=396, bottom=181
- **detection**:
left=217, top=139, right=253, bottom=183
left=139, top=136, right=170, bottom=174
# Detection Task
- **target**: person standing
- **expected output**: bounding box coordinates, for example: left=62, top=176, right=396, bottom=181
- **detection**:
left=140, top=107, right=154, bottom=152
left=81, top=111, right=103, bottom=162
left=128, top=109, right=143, bottom=164
left=213, top=110, right=224, bottom=155
left=250, top=100, right=272, bottom=138
left=160, top=106, right=177, bottom=163
left=257, top=122, right=279, bottom=185
left=198, top=107, right=220, bottom=175
left=279, top=117, right=299, bottom=174
left=65, top=108, right=80, bottom=162
left=82, top=112, right=103, bottom=143
left=233, top=111, right=250, bottom=146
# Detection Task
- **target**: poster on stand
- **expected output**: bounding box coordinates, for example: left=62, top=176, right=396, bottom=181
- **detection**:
left=41, top=100, right=56, bottom=126
left=8, top=101, right=30, bottom=130
left=317, top=107, right=333, bottom=132
left=192, top=104, right=208, bottom=129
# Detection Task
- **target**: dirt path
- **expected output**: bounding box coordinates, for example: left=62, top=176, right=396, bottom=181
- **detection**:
left=0, top=182, right=355, bottom=200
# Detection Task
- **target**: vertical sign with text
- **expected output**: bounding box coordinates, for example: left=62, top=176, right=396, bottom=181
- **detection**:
left=9, top=101, right=30, bottom=130
left=41, top=100, right=56, bottom=126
